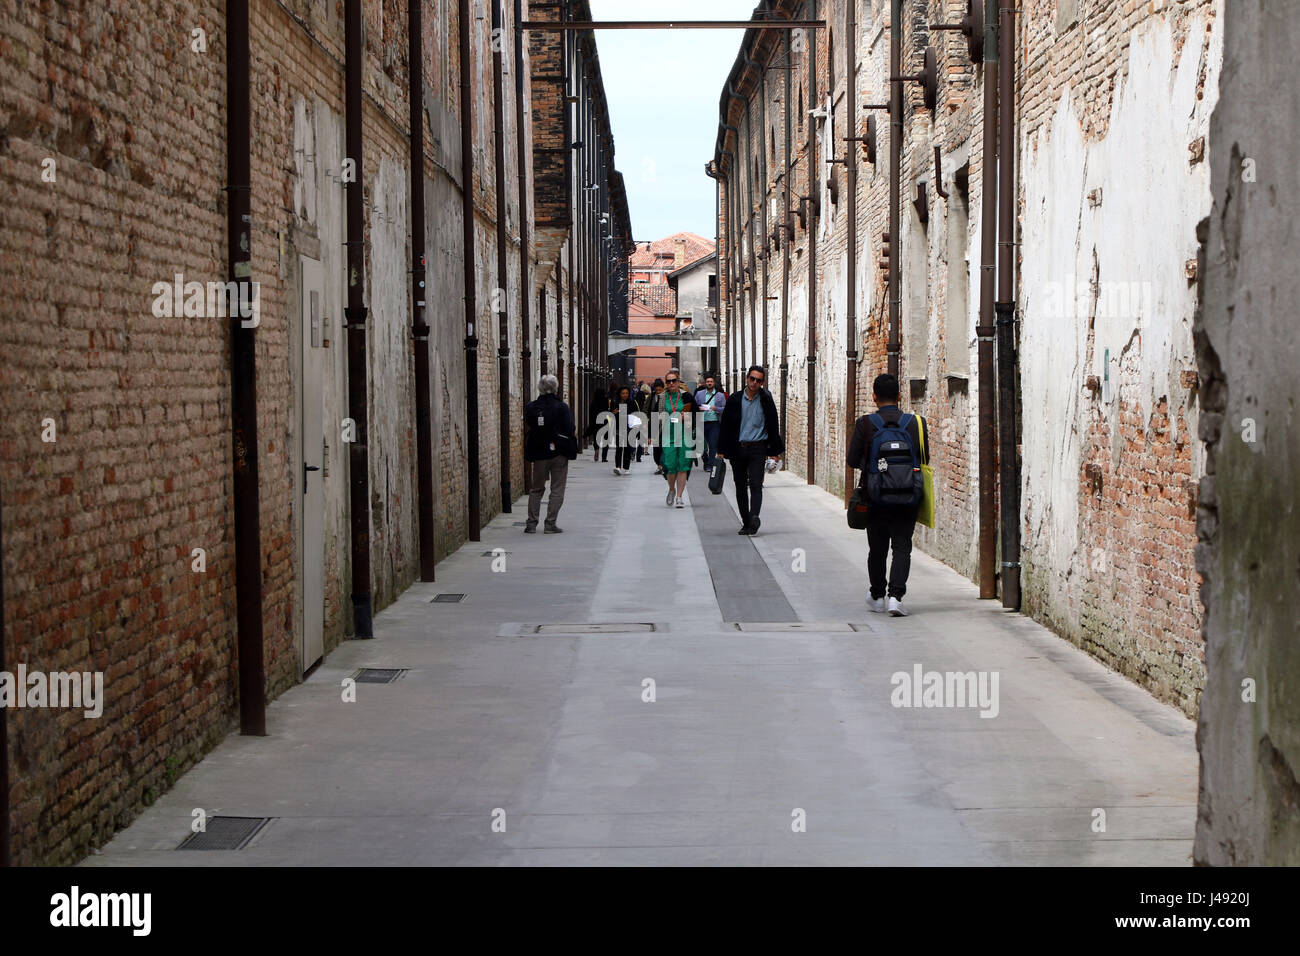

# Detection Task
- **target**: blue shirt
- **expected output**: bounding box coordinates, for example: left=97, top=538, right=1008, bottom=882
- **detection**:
left=695, top=388, right=723, bottom=423
left=739, top=389, right=767, bottom=442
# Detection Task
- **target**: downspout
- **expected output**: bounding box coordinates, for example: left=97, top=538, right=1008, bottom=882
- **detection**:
left=780, top=24, right=792, bottom=446
left=345, top=0, right=374, bottom=629
left=516, top=0, right=532, bottom=496
left=721, top=110, right=740, bottom=389
left=492, top=0, right=512, bottom=513
left=227, top=0, right=267, bottom=721
left=887, top=0, right=902, bottom=377
left=976, top=5, right=998, bottom=599
left=757, top=58, right=769, bottom=370
left=843, top=0, right=858, bottom=503
left=806, top=0, right=819, bottom=484
left=562, top=0, right=574, bottom=411
left=409, top=0, right=436, bottom=581
left=997, top=0, right=1021, bottom=609
left=458, top=0, right=482, bottom=542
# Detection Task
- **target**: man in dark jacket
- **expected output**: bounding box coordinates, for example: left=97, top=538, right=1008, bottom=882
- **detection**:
left=717, top=364, right=785, bottom=535
left=523, top=374, right=576, bottom=533
left=846, top=373, right=929, bottom=615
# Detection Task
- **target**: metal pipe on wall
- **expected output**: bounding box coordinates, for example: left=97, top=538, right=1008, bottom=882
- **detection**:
left=758, top=62, right=769, bottom=372
left=997, top=0, right=1021, bottom=610
left=843, top=0, right=858, bottom=504
left=516, top=0, right=532, bottom=406
left=492, top=0, right=513, bottom=513
left=976, top=7, right=999, bottom=600
left=344, top=0, right=374, bottom=635
left=226, top=0, right=267, bottom=725
left=780, top=23, right=792, bottom=443
left=409, top=0, right=436, bottom=581
left=458, top=0, right=482, bottom=542
left=806, top=0, right=819, bottom=485
left=1, top=476, right=9, bottom=863
left=887, top=0, right=902, bottom=378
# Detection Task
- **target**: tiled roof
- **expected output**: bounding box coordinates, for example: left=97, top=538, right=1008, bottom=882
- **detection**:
left=628, top=285, right=678, bottom=316
left=627, top=231, right=716, bottom=270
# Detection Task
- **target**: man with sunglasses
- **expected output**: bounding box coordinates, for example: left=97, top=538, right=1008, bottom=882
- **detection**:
left=717, top=365, right=784, bottom=535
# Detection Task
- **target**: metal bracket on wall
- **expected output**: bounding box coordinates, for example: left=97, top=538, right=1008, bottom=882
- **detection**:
left=931, top=0, right=985, bottom=64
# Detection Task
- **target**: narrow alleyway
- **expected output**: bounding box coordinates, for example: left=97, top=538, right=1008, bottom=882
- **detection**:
left=86, top=460, right=1195, bottom=866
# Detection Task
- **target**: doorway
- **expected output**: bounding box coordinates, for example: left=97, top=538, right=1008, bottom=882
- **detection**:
left=300, top=256, right=326, bottom=673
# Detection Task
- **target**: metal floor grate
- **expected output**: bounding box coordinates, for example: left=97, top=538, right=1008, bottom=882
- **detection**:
left=534, top=623, right=657, bottom=634
left=177, top=816, right=271, bottom=851
left=480, top=550, right=511, bottom=556
left=354, top=668, right=406, bottom=683
left=430, top=593, right=466, bottom=603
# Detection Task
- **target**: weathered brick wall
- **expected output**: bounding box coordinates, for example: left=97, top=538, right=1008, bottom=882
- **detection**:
left=718, top=0, right=1218, bottom=716
left=0, top=0, right=551, bottom=864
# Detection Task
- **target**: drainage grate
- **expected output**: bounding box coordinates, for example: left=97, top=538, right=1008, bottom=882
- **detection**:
left=177, top=816, right=271, bottom=851
left=534, top=623, right=657, bottom=634
left=480, top=550, right=511, bottom=557
left=730, top=621, right=853, bottom=632
left=512, top=521, right=528, bottom=527
left=430, top=593, right=466, bottom=603
left=354, top=667, right=407, bottom=683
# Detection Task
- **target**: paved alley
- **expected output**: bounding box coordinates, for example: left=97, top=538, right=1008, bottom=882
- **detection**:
left=86, top=458, right=1196, bottom=866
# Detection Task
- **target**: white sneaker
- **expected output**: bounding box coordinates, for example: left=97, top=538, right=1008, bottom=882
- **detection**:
left=613, top=467, right=622, bottom=475
left=674, top=495, right=684, bottom=508
left=666, top=487, right=676, bottom=507
left=867, top=596, right=886, bottom=613
left=887, top=597, right=908, bottom=617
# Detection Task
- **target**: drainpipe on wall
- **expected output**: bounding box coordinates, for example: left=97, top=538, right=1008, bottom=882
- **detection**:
left=492, top=0, right=513, bottom=513
left=780, top=24, right=792, bottom=446
left=458, top=0, right=482, bottom=542
left=843, top=0, right=858, bottom=503
left=344, top=0, right=374, bottom=631
left=227, top=0, right=268, bottom=722
left=806, top=0, right=819, bottom=485
left=976, top=6, right=999, bottom=600
left=887, top=0, right=902, bottom=378
left=409, top=0, right=436, bottom=581
left=516, top=0, right=532, bottom=491
left=756, top=56, right=769, bottom=370
left=997, top=0, right=1021, bottom=609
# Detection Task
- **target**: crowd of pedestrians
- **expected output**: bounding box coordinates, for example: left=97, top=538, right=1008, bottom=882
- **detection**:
left=523, top=366, right=930, bottom=616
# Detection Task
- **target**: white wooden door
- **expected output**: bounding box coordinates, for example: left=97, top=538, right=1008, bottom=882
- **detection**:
left=301, top=257, right=326, bottom=673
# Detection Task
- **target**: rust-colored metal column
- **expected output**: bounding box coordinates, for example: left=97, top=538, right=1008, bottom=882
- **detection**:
left=780, top=24, right=792, bottom=440
left=887, top=0, right=902, bottom=377
left=409, top=0, right=436, bottom=581
left=997, top=0, right=1021, bottom=609
left=843, top=0, right=858, bottom=503
left=976, top=6, right=998, bottom=599
left=226, top=0, right=267, bottom=728
left=491, top=0, right=513, bottom=512
left=458, top=0, right=482, bottom=542
left=805, top=0, right=819, bottom=484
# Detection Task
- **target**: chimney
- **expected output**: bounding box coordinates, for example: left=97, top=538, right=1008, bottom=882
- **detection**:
left=674, top=237, right=686, bottom=269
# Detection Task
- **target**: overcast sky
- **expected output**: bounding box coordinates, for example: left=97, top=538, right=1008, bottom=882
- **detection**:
left=588, top=1, right=758, bottom=243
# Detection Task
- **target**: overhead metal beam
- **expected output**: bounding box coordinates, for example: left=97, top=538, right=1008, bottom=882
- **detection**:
left=522, top=20, right=824, bottom=31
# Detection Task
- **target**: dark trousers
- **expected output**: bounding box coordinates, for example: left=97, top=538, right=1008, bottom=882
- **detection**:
left=866, top=506, right=918, bottom=599
left=702, top=421, right=720, bottom=469
left=615, top=443, right=633, bottom=470
left=730, top=445, right=767, bottom=524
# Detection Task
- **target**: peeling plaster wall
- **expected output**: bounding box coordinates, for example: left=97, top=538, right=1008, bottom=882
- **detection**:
left=1019, top=7, right=1220, bottom=713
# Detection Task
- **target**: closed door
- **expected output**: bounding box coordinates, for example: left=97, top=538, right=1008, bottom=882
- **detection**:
left=301, top=257, right=326, bottom=672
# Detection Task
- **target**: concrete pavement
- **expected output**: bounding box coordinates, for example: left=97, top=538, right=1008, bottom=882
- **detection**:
left=86, top=454, right=1197, bottom=866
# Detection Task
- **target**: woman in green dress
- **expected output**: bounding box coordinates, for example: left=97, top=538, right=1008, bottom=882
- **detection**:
left=658, top=369, right=695, bottom=508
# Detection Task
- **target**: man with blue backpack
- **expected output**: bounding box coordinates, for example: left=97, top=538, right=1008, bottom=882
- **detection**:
left=847, top=374, right=930, bottom=616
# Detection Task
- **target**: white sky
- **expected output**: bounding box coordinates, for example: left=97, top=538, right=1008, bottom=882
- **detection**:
left=588, top=0, right=759, bottom=243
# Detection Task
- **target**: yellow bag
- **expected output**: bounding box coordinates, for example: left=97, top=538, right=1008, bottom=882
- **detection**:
left=916, top=416, right=935, bottom=529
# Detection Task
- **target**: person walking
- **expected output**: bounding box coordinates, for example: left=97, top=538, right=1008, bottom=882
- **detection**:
left=694, top=372, right=725, bottom=471
left=716, top=364, right=784, bottom=535
left=523, top=374, right=576, bottom=534
left=647, top=378, right=666, bottom=475
left=587, top=385, right=617, bottom=463
left=657, top=368, right=696, bottom=508
left=610, top=383, right=641, bottom=475
left=846, top=373, right=930, bottom=616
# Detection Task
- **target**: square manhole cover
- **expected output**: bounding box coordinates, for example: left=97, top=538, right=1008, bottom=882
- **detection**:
left=177, top=816, right=271, bottom=851
left=354, top=668, right=407, bottom=683
left=430, top=593, right=466, bottom=603
left=533, top=623, right=657, bottom=634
